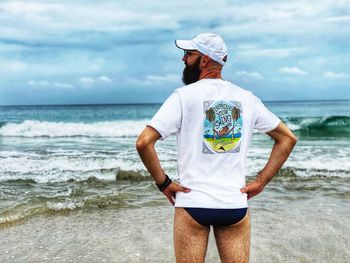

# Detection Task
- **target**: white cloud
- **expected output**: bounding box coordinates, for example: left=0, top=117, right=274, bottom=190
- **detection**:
left=146, top=74, right=178, bottom=82
left=323, top=71, right=349, bottom=78
left=79, top=77, right=94, bottom=84
left=326, top=15, right=350, bottom=23
left=27, top=80, right=49, bottom=86
left=27, top=80, right=73, bottom=88
left=99, top=76, right=112, bottom=83
left=53, top=82, right=74, bottom=88
left=79, top=76, right=112, bottom=84
left=0, top=60, right=27, bottom=73
left=1, top=1, right=61, bottom=14
left=235, top=71, right=263, bottom=79
left=0, top=0, right=348, bottom=46
left=37, top=80, right=49, bottom=86
left=127, top=73, right=179, bottom=86
left=237, top=46, right=306, bottom=58
left=279, top=67, right=307, bottom=76
left=1, top=0, right=349, bottom=103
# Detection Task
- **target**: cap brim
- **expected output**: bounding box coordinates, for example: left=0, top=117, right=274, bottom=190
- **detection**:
left=175, top=40, right=195, bottom=50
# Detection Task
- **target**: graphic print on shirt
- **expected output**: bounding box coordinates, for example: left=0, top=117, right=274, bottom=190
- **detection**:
left=203, top=100, right=243, bottom=154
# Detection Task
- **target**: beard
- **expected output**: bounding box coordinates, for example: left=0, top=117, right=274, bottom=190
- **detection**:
left=182, top=57, right=201, bottom=85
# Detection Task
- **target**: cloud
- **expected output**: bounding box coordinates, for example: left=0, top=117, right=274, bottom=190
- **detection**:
left=53, top=82, right=74, bottom=89
left=1, top=1, right=61, bottom=14
left=326, top=16, right=350, bottom=23
left=323, top=71, right=349, bottom=78
left=126, top=73, right=180, bottom=86
left=279, top=67, right=307, bottom=76
left=0, top=60, right=27, bottom=73
left=27, top=80, right=49, bottom=86
left=1, top=0, right=346, bottom=46
left=1, top=0, right=349, bottom=104
left=237, top=45, right=306, bottom=58
left=145, top=74, right=178, bottom=82
left=235, top=71, right=263, bottom=79
left=79, top=77, right=95, bottom=84
left=99, top=76, right=112, bottom=83
left=27, top=80, right=73, bottom=88
left=79, top=76, right=113, bottom=85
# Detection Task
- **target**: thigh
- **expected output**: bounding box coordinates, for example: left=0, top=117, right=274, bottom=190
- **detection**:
left=213, top=209, right=250, bottom=263
left=174, top=207, right=210, bottom=263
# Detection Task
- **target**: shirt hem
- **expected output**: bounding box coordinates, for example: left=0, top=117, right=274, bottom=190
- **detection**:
left=147, top=123, right=168, bottom=140
left=259, top=119, right=281, bottom=133
left=174, top=202, right=248, bottom=209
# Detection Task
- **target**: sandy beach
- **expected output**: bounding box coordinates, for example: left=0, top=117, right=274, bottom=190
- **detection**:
left=1, top=191, right=349, bottom=263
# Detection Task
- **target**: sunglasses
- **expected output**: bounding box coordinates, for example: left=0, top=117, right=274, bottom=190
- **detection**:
left=183, top=50, right=200, bottom=57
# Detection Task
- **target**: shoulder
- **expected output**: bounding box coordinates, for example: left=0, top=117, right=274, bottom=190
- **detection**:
left=224, top=81, right=258, bottom=101
left=175, top=82, right=201, bottom=93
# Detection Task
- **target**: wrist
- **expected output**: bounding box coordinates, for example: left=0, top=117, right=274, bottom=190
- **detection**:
left=156, top=174, right=172, bottom=191
left=256, top=174, right=268, bottom=186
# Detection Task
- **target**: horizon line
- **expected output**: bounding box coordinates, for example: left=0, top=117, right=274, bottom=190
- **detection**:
left=0, top=99, right=350, bottom=107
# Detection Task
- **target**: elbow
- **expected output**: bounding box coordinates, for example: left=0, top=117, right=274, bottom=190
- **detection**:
left=277, top=133, right=298, bottom=150
left=288, top=133, right=298, bottom=148
left=136, top=136, right=153, bottom=153
left=136, top=137, right=146, bottom=152
left=291, top=133, right=298, bottom=145
left=135, top=127, right=160, bottom=153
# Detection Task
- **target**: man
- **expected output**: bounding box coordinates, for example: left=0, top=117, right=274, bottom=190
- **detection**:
left=136, top=33, right=297, bottom=263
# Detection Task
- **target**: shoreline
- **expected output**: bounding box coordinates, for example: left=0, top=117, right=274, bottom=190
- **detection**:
left=1, top=196, right=349, bottom=263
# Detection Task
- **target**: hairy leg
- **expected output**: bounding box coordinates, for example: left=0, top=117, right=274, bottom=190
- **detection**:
left=213, top=210, right=250, bottom=263
left=174, top=208, right=210, bottom=263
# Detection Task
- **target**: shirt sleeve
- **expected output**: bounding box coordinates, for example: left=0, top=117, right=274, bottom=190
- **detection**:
left=253, top=96, right=280, bottom=133
left=148, top=91, right=182, bottom=140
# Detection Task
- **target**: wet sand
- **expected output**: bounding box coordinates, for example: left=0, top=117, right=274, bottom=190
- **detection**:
left=1, top=195, right=349, bottom=263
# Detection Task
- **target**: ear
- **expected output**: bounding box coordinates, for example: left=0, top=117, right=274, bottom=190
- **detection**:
left=201, top=55, right=210, bottom=67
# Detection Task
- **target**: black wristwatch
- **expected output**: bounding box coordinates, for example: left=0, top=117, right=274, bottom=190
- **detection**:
left=156, top=174, right=172, bottom=192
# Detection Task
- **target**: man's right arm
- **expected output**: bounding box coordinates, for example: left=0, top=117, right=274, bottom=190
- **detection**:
left=136, top=126, right=190, bottom=205
left=240, top=122, right=297, bottom=199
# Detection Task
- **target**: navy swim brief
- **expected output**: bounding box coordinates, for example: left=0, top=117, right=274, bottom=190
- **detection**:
left=184, top=207, right=248, bottom=227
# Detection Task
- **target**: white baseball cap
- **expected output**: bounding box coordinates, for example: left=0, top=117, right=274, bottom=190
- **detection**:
left=175, top=33, right=228, bottom=65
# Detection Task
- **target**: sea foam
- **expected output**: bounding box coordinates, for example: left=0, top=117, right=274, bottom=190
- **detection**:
left=0, top=120, right=148, bottom=137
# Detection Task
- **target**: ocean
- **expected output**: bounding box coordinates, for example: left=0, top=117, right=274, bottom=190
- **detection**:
left=0, top=100, right=349, bottom=262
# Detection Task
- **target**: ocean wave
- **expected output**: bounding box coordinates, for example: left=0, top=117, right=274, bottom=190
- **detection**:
left=0, top=201, right=85, bottom=226
left=0, top=181, right=159, bottom=226
left=1, top=115, right=348, bottom=138
left=283, top=115, right=350, bottom=137
left=0, top=121, right=7, bottom=128
left=0, top=151, right=177, bottom=183
left=0, top=120, right=149, bottom=138
left=1, top=169, right=349, bottom=226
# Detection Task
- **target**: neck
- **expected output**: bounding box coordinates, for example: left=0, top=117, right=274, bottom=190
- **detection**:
left=199, top=69, right=222, bottom=80
left=199, top=64, right=222, bottom=79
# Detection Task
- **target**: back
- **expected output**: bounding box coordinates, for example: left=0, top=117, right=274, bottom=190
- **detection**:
left=149, top=78, right=280, bottom=208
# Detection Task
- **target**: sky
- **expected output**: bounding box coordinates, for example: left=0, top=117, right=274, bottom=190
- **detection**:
left=0, top=0, right=349, bottom=105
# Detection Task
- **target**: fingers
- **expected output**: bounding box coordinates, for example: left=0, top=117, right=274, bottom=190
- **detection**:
left=240, top=183, right=253, bottom=193
left=177, top=186, right=191, bottom=193
left=166, top=195, right=175, bottom=206
left=240, top=186, right=248, bottom=193
left=168, top=182, right=191, bottom=193
left=240, top=181, right=263, bottom=200
left=240, top=186, right=251, bottom=200
left=162, top=182, right=190, bottom=206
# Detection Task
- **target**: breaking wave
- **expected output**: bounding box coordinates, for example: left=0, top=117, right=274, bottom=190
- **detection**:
left=283, top=115, right=350, bottom=137
left=0, top=116, right=348, bottom=138
left=0, top=120, right=148, bottom=138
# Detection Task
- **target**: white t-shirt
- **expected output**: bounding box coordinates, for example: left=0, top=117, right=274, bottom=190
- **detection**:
left=149, top=78, right=280, bottom=209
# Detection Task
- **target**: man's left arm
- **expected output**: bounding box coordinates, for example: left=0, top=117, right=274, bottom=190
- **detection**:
left=241, top=122, right=297, bottom=199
